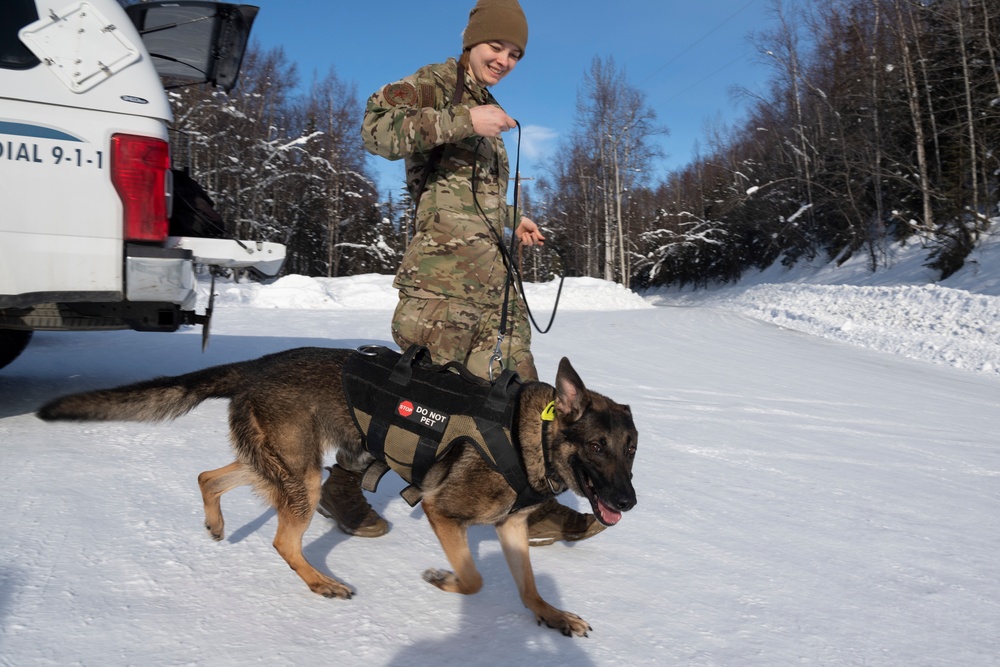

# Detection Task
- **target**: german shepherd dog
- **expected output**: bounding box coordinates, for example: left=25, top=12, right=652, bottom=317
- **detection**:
left=37, top=347, right=638, bottom=637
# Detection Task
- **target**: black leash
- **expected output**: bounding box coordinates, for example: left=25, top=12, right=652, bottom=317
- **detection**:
left=472, top=121, right=567, bottom=379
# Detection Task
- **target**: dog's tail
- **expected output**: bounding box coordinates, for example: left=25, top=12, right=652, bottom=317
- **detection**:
left=37, top=364, right=244, bottom=423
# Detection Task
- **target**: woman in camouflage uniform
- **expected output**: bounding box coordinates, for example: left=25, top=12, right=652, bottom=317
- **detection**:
left=319, top=0, right=605, bottom=547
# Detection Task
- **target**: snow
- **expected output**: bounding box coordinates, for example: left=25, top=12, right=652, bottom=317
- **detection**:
left=2, top=238, right=999, bottom=666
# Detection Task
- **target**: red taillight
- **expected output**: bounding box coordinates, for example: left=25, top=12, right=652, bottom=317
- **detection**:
left=110, top=133, right=170, bottom=242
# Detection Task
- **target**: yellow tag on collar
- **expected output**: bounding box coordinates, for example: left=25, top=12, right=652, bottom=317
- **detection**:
left=541, top=401, right=556, bottom=421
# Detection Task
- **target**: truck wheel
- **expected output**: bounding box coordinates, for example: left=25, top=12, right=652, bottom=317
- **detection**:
left=0, top=330, right=32, bottom=370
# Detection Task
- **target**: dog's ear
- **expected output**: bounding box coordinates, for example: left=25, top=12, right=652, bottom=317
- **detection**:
left=555, top=357, right=590, bottom=423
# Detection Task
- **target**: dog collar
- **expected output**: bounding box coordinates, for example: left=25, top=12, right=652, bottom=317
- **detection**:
left=540, top=399, right=560, bottom=494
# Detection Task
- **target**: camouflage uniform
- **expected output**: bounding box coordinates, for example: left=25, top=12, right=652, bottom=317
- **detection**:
left=325, top=1, right=603, bottom=547
left=361, top=58, right=536, bottom=381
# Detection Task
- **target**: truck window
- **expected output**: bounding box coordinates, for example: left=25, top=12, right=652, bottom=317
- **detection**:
left=0, top=0, right=40, bottom=70
left=125, top=1, right=258, bottom=93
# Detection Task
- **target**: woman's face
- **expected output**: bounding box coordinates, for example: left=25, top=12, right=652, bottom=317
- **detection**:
left=467, top=40, right=522, bottom=87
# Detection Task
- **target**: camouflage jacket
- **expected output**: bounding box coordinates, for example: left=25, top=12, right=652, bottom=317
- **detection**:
left=361, top=58, right=516, bottom=305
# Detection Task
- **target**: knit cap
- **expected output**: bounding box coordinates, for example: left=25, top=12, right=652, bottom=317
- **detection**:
left=462, top=0, right=528, bottom=57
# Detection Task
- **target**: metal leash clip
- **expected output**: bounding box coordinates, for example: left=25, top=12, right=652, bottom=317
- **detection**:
left=488, top=333, right=505, bottom=382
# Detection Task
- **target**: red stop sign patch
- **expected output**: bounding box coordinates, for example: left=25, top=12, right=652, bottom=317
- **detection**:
left=397, top=400, right=414, bottom=417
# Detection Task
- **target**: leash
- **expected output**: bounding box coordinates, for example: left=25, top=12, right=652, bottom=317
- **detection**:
left=475, top=121, right=567, bottom=380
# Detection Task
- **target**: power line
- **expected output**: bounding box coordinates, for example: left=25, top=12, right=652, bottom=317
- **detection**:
left=662, top=49, right=756, bottom=104
left=639, top=0, right=758, bottom=88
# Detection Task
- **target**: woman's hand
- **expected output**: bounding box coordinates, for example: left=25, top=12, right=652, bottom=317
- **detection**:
left=515, top=217, right=545, bottom=246
left=471, top=105, right=518, bottom=138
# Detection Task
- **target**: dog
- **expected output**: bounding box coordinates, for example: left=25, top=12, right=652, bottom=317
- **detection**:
left=37, top=347, right=638, bottom=637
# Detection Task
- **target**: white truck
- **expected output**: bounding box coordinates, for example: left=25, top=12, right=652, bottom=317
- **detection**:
left=0, top=0, right=285, bottom=369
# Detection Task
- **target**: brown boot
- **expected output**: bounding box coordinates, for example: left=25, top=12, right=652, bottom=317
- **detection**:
left=317, top=465, right=389, bottom=537
left=527, top=498, right=606, bottom=547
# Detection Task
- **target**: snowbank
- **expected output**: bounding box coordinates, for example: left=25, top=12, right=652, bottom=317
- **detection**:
left=645, top=234, right=1000, bottom=378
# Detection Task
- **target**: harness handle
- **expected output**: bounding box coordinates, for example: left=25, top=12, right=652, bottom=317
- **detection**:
left=389, top=345, right=434, bottom=386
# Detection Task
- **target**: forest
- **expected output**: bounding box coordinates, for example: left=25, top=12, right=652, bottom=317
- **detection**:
left=167, top=0, right=1000, bottom=289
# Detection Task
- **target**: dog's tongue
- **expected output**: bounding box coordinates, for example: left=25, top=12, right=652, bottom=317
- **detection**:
left=596, top=498, right=622, bottom=526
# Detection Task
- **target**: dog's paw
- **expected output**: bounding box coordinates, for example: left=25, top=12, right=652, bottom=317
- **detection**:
left=422, top=568, right=457, bottom=589
left=204, top=523, right=224, bottom=541
left=310, top=580, right=353, bottom=600
left=536, top=610, right=592, bottom=638
left=422, top=568, right=483, bottom=595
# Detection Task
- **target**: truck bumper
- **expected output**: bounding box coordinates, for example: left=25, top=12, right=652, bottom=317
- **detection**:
left=0, top=244, right=199, bottom=332
left=168, top=236, right=286, bottom=279
left=125, top=244, right=197, bottom=309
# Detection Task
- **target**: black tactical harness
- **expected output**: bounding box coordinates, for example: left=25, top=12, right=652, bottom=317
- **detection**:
left=341, top=345, right=553, bottom=512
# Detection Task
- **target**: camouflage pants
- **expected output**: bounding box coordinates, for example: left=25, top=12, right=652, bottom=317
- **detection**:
left=391, top=290, right=537, bottom=381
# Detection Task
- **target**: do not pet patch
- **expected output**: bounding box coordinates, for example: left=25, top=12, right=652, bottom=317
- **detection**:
left=396, top=399, right=449, bottom=433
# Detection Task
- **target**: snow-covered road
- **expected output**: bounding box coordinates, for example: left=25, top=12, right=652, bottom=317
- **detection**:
left=2, top=273, right=998, bottom=666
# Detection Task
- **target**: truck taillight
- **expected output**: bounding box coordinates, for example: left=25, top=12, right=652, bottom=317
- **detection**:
left=111, top=133, right=170, bottom=242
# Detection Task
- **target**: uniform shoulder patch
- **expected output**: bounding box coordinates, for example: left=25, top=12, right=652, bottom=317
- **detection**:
left=383, top=82, right=418, bottom=107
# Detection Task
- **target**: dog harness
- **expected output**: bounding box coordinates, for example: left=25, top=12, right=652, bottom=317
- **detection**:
left=341, top=345, right=552, bottom=511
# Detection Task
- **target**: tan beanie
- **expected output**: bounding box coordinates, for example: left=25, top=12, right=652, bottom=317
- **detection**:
left=462, top=0, right=528, bottom=57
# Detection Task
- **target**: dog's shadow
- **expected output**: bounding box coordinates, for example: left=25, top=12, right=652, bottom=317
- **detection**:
left=224, top=508, right=277, bottom=545
left=226, top=500, right=600, bottom=663
left=387, top=527, right=600, bottom=666
left=223, top=496, right=392, bottom=553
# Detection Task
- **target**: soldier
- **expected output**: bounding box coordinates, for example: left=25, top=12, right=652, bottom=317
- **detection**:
left=318, top=0, right=606, bottom=546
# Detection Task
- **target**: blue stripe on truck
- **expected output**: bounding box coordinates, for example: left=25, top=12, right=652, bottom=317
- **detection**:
left=0, top=121, right=82, bottom=142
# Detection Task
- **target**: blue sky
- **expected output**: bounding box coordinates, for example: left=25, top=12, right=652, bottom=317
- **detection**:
left=246, top=0, right=779, bottom=194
